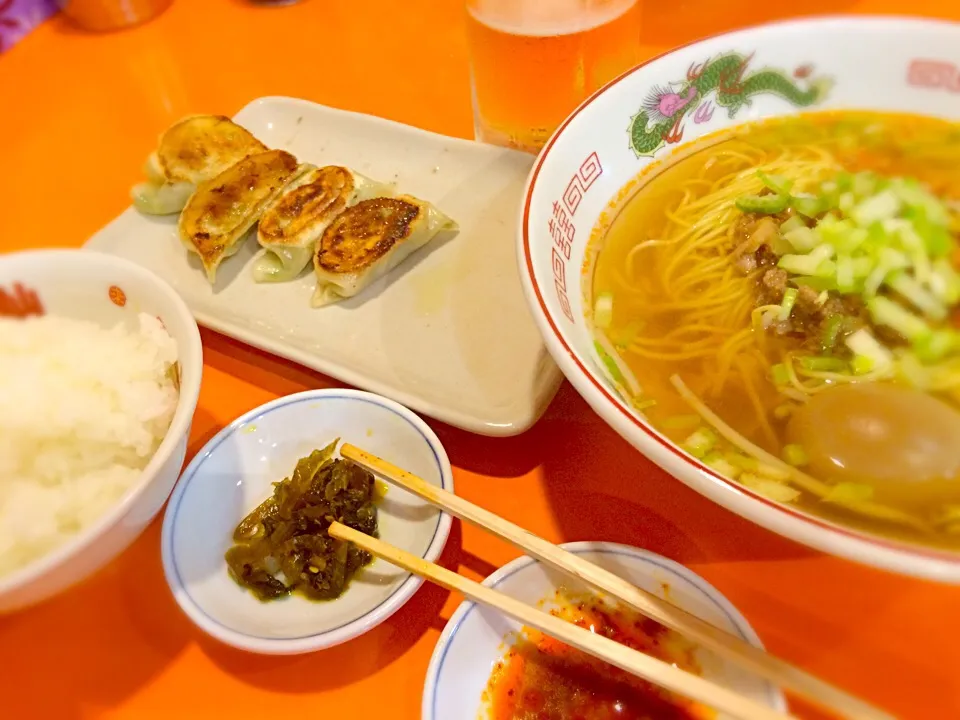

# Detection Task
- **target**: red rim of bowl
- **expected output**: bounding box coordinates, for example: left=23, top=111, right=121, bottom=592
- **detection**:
left=520, top=15, right=960, bottom=563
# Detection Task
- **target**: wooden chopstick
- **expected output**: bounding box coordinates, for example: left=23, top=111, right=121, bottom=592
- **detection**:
left=340, top=443, right=895, bottom=720
left=329, top=521, right=797, bottom=720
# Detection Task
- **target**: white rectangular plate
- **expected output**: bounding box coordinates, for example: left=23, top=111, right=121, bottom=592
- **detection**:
left=85, top=97, right=562, bottom=436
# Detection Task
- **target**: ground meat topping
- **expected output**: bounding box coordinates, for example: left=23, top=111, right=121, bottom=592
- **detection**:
left=749, top=245, right=907, bottom=352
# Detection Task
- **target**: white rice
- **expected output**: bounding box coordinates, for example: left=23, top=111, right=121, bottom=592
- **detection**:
left=0, top=313, right=179, bottom=579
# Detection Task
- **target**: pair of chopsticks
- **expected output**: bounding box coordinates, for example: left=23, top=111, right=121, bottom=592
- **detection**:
left=329, top=443, right=894, bottom=720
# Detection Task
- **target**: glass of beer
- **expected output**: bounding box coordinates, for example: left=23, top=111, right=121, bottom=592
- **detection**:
left=465, top=0, right=641, bottom=154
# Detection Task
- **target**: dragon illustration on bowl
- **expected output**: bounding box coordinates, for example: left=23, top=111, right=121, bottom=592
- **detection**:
left=628, top=51, right=834, bottom=157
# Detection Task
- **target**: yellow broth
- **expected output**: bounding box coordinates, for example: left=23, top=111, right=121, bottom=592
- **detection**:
left=592, top=111, right=960, bottom=549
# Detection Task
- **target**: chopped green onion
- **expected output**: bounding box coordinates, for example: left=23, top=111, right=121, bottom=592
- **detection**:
left=783, top=226, right=819, bottom=252
left=823, top=482, right=875, bottom=504
left=798, top=356, right=848, bottom=372
left=740, top=474, right=801, bottom=503
left=913, top=330, right=960, bottom=363
left=595, top=341, right=626, bottom=388
left=782, top=444, right=809, bottom=467
left=896, top=351, right=931, bottom=389
left=783, top=265, right=820, bottom=283
left=838, top=191, right=857, bottom=214
left=820, top=315, right=844, bottom=352
left=810, top=242, right=836, bottom=263
left=892, top=221, right=933, bottom=283
left=728, top=454, right=759, bottom=473
left=724, top=454, right=791, bottom=481
left=835, top=172, right=854, bottom=193
left=683, top=428, right=717, bottom=459
left=845, top=328, right=893, bottom=374
left=905, top=205, right=952, bottom=257
left=836, top=255, right=855, bottom=293
left=771, top=363, right=790, bottom=386
left=703, top=452, right=740, bottom=479
left=815, top=214, right=849, bottom=239
left=890, top=177, right=950, bottom=226
left=793, top=276, right=837, bottom=292
left=780, top=216, right=807, bottom=234
left=851, top=189, right=901, bottom=226
left=926, top=227, right=953, bottom=258
left=757, top=171, right=793, bottom=196
left=752, top=168, right=960, bottom=368
left=736, top=193, right=790, bottom=215
left=778, top=287, right=798, bottom=322
left=594, top=292, right=614, bottom=329
left=814, top=259, right=836, bottom=279
left=754, top=462, right=792, bottom=481
left=770, top=234, right=794, bottom=256
left=851, top=356, right=874, bottom=374
left=819, top=182, right=840, bottom=210
left=864, top=247, right=910, bottom=296
left=851, top=257, right=874, bottom=278
left=777, top=244, right=834, bottom=276
left=853, top=172, right=880, bottom=199
left=844, top=228, right=869, bottom=253
left=790, top=193, right=823, bottom=218
left=867, top=296, right=932, bottom=344
left=756, top=462, right=790, bottom=482
left=818, top=216, right=867, bottom=253
left=887, top=272, right=947, bottom=321
left=863, top=219, right=888, bottom=251
left=930, top=259, right=960, bottom=304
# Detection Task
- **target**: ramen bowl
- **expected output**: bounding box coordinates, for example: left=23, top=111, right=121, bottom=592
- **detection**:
left=520, top=16, right=960, bottom=582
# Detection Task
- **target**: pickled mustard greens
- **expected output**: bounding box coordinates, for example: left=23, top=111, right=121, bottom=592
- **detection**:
left=225, top=439, right=379, bottom=601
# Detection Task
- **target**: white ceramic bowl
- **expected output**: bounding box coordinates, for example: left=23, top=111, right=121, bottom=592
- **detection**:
left=519, top=17, right=960, bottom=582
left=0, top=248, right=203, bottom=612
left=161, top=389, right=453, bottom=654
left=423, top=541, right=786, bottom=719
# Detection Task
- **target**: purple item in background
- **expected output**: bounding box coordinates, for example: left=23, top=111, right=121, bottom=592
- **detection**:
left=0, top=0, right=58, bottom=54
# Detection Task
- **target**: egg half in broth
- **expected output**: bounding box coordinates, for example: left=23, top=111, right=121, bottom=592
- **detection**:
left=788, top=383, right=960, bottom=510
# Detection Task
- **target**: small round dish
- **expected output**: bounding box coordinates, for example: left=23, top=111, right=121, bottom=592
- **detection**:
left=161, top=389, right=453, bottom=655
left=423, top=541, right=786, bottom=719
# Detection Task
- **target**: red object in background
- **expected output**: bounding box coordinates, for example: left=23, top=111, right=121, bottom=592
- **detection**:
left=58, top=0, right=173, bottom=31
left=0, top=282, right=44, bottom=317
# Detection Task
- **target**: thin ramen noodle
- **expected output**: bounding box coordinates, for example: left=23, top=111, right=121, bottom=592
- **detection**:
left=591, top=111, right=960, bottom=550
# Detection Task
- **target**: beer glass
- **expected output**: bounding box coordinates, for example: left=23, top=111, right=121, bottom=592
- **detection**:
left=465, top=0, right=641, bottom=154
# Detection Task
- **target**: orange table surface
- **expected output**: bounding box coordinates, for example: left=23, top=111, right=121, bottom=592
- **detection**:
left=1, top=1, right=959, bottom=718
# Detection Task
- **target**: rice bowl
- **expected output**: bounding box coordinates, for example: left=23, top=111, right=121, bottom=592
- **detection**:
left=0, top=313, right=180, bottom=579
left=0, top=249, right=202, bottom=612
